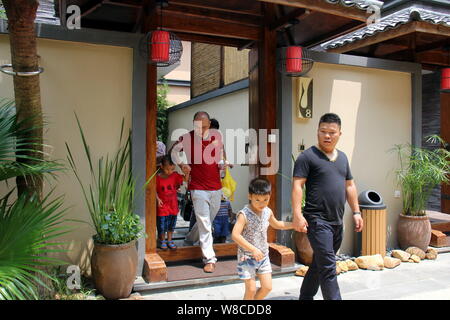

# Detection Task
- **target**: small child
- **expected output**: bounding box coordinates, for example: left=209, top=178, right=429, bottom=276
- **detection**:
left=213, top=188, right=234, bottom=244
left=231, top=177, right=293, bottom=300
left=156, top=155, right=189, bottom=250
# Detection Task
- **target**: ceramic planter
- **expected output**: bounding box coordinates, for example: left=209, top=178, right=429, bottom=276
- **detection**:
left=397, top=214, right=431, bottom=251
left=91, top=239, right=138, bottom=299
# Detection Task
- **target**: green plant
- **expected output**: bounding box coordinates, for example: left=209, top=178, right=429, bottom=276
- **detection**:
left=0, top=192, right=68, bottom=300
left=157, top=80, right=171, bottom=143
left=66, top=115, right=149, bottom=245
left=48, top=266, right=101, bottom=300
left=0, top=1, right=6, bottom=20
left=0, top=99, right=62, bottom=182
left=0, top=99, right=67, bottom=300
left=392, top=135, right=450, bottom=216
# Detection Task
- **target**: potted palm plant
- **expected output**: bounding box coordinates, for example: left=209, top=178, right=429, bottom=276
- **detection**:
left=66, top=116, right=148, bottom=300
left=393, top=135, right=450, bottom=251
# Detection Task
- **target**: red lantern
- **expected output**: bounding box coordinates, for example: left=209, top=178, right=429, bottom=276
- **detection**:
left=151, top=30, right=170, bottom=63
left=286, top=46, right=303, bottom=73
left=441, top=68, right=450, bottom=93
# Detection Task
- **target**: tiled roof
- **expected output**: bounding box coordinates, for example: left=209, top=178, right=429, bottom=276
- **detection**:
left=0, top=0, right=60, bottom=25
left=321, top=4, right=450, bottom=50
left=36, top=0, right=60, bottom=25
left=325, top=0, right=383, bottom=11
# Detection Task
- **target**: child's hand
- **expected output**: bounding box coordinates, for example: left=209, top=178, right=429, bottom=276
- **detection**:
left=157, top=198, right=163, bottom=208
left=251, top=248, right=264, bottom=262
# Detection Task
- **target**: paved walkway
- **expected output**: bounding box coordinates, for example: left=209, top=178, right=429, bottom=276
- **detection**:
left=141, top=252, right=450, bottom=300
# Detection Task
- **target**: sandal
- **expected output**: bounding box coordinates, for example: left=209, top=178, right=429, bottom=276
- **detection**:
left=168, top=240, right=177, bottom=250
left=159, top=240, right=168, bottom=250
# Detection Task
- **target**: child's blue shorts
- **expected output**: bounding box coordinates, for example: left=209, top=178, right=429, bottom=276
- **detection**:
left=237, top=255, right=272, bottom=280
left=157, top=215, right=177, bottom=234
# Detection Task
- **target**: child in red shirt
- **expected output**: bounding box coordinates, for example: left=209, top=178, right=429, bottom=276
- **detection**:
left=156, top=155, right=189, bottom=250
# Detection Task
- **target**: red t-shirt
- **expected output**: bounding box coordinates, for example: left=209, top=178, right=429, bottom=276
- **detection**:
left=156, top=172, right=184, bottom=216
left=179, top=130, right=222, bottom=191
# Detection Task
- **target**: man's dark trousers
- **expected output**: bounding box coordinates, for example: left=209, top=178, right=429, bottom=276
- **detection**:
left=299, top=218, right=343, bottom=300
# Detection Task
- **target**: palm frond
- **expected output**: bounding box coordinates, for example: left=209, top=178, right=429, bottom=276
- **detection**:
left=0, top=191, right=69, bottom=300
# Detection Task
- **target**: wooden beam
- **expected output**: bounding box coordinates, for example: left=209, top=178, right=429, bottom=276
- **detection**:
left=155, top=10, right=261, bottom=40
left=255, top=3, right=278, bottom=243
left=157, top=243, right=238, bottom=262
left=442, top=92, right=450, bottom=214
left=430, top=230, right=448, bottom=247
left=430, top=221, right=450, bottom=233
left=176, top=32, right=250, bottom=48
left=143, top=253, right=167, bottom=282
left=163, top=4, right=262, bottom=27
left=269, top=7, right=309, bottom=31
left=258, top=0, right=368, bottom=22
left=80, top=0, right=104, bottom=18
left=169, top=0, right=263, bottom=16
left=143, top=0, right=158, bottom=255
left=328, top=21, right=419, bottom=54
left=416, top=22, right=450, bottom=38
left=80, top=19, right=134, bottom=32
left=302, top=20, right=363, bottom=48
left=269, top=243, right=295, bottom=267
left=381, top=38, right=450, bottom=60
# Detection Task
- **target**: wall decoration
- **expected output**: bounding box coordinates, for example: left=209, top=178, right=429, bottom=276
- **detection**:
left=295, top=77, right=313, bottom=119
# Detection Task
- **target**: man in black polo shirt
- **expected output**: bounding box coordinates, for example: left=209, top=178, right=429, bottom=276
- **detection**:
left=291, top=113, right=363, bottom=300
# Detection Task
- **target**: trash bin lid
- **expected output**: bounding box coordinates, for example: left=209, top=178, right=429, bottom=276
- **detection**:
left=358, top=189, right=386, bottom=210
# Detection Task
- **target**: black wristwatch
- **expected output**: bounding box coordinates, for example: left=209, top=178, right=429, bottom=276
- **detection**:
left=353, top=211, right=361, bottom=216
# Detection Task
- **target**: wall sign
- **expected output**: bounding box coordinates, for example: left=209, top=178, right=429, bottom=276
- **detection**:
left=295, top=77, right=313, bottom=119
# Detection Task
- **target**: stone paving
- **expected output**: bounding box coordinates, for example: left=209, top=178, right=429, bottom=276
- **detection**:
left=140, top=252, right=450, bottom=300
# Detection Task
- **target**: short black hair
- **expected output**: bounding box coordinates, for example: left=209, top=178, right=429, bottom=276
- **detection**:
left=193, top=111, right=210, bottom=121
left=210, top=118, right=220, bottom=130
left=249, top=177, right=271, bottom=195
left=160, top=154, right=174, bottom=166
left=319, top=113, right=341, bottom=128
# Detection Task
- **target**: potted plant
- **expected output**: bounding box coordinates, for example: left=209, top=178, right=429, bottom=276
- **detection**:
left=66, top=116, right=148, bottom=300
left=393, top=135, right=450, bottom=251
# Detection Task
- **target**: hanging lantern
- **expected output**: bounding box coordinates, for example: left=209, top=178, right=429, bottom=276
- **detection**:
left=151, top=30, right=170, bottom=63
left=139, top=0, right=183, bottom=67
left=278, top=46, right=314, bottom=77
left=441, top=68, right=450, bottom=93
left=286, top=46, right=303, bottom=73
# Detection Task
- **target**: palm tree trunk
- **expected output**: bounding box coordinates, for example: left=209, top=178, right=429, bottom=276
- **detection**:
left=3, top=0, right=48, bottom=299
left=3, top=0, right=43, bottom=199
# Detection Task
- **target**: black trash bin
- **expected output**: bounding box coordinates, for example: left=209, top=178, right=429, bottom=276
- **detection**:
left=355, top=190, right=387, bottom=257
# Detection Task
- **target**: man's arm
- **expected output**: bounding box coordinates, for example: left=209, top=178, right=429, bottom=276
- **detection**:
left=291, top=177, right=308, bottom=233
left=169, top=140, right=191, bottom=175
left=346, top=179, right=363, bottom=232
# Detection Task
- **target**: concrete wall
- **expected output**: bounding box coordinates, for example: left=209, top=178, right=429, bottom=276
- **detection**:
left=291, top=62, right=412, bottom=254
left=0, top=35, right=133, bottom=273
left=168, top=88, right=250, bottom=214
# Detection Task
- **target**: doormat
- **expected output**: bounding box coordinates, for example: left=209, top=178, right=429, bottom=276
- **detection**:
left=166, top=258, right=280, bottom=282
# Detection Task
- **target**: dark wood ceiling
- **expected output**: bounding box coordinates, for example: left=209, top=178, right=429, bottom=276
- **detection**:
left=56, top=0, right=369, bottom=48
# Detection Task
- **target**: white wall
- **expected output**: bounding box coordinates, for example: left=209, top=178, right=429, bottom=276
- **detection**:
left=0, top=35, right=133, bottom=273
left=168, top=89, right=250, bottom=214
left=292, top=62, right=412, bottom=255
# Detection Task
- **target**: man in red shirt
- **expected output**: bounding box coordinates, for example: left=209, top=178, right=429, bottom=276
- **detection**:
left=170, top=111, right=225, bottom=273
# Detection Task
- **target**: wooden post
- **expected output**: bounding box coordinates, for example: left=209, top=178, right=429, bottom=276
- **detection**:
left=441, top=91, right=450, bottom=214
left=142, top=1, right=167, bottom=282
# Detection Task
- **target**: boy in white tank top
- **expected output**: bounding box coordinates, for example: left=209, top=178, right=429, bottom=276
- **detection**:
left=232, top=177, right=294, bottom=300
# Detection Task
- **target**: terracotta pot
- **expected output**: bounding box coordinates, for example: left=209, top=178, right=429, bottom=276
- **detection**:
left=397, top=214, right=431, bottom=251
left=91, top=239, right=138, bottom=299
left=294, top=231, right=313, bottom=266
